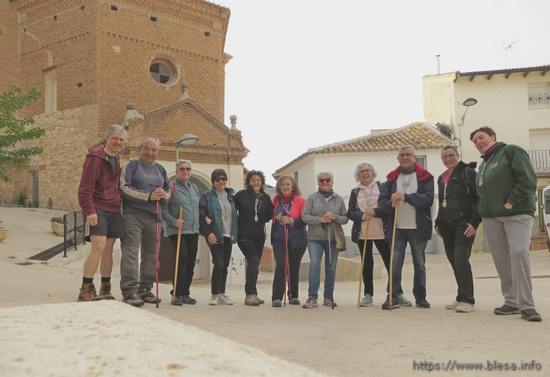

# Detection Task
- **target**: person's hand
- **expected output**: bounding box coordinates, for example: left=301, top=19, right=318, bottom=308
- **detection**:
left=205, top=216, right=212, bottom=225
left=275, top=213, right=283, bottom=222
left=504, top=202, right=513, bottom=210
left=325, top=211, right=336, bottom=221
left=207, top=233, right=218, bottom=245
left=282, top=216, right=294, bottom=225
left=365, top=208, right=375, bottom=220
left=87, top=213, right=98, bottom=227
left=435, top=226, right=441, bottom=237
left=320, top=213, right=332, bottom=223
left=175, top=219, right=184, bottom=229
left=150, top=187, right=165, bottom=201
left=391, top=192, right=404, bottom=207
left=464, top=224, right=476, bottom=238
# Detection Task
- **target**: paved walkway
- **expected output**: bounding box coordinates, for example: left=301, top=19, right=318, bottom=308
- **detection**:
left=1, top=208, right=549, bottom=376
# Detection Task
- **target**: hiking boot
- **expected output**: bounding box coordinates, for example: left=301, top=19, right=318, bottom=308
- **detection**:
left=138, top=289, right=161, bottom=304
left=521, top=309, right=542, bottom=322
left=218, top=294, right=234, bottom=305
left=96, top=282, right=115, bottom=300
left=455, top=302, right=474, bottom=313
left=123, top=293, right=144, bottom=307
left=397, top=294, right=412, bottom=307
left=302, top=296, right=318, bottom=309
left=181, top=295, right=197, bottom=305
left=272, top=299, right=282, bottom=307
left=445, top=301, right=460, bottom=310
left=360, top=294, right=373, bottom=307
left=77, top=283, right=98, bottom=302
left=416, top=300, right=431, bottom=309
left=209, top=295, right=219, bottom=305
left=244, top=295, right=261, bottom=306
left=382, top=300, right=399, bottom=310
left=171, top=296, right=183, bottom=306
left=289, top=298, right=301, bottom=305
left=494, top=304, right=520, bottom=315
left=323, top=298, right=338, bottom=308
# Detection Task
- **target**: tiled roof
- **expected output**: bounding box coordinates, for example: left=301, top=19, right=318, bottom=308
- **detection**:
left=274, top=122, right=451, bottom=175
left=455, top=64, right=550, bottom=81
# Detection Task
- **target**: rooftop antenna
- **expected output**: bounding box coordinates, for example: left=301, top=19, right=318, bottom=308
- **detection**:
left=503, top=41, right=516, bottom=69
left=436, top=54, right=441, bottom=74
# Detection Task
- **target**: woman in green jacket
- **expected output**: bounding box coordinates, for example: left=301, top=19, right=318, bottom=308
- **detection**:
left=470, top=126, right=541, bottom=322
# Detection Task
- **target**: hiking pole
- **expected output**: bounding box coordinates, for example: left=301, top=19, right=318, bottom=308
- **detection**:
left=388, top=204, right=399, bottom=310
left=327, top=222, right=335, bottom=310
left=357, top=218, right=370, bottom=309
left=283, top=224, right=290, bottom=307
left=155, top=201, right=161, bottom=309
left=172, top=207, right=184, bottom=303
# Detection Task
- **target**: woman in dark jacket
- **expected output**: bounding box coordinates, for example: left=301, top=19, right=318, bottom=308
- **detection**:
left=235, top=170, right=273, bottom=306
left=270, top=176, right=307, bottom=307
left=347, top=162, right=405, bottom=307
left=435, top=145, right=480, bottom=313
left=199, top=169, right=238, bottom=306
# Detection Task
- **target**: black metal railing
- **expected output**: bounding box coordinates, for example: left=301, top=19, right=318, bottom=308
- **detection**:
left=529, top=150, right=550, bottom=173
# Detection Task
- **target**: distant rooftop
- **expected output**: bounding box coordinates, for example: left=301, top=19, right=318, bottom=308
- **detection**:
left=274, top=122, right=451, bottom=175
left=455, top=64, right=550, bottom=81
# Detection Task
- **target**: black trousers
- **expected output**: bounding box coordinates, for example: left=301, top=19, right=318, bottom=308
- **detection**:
left=356, top=239, right=403, bottom=296
left=438, top=222, right=475, bottom=304
left=238, top=237, right=265, bottom=295
left=169, top=233, right=198, bottom=297
left=271, top=238, right=306, bottom=301
left=208, top=237, right=233, bottom=295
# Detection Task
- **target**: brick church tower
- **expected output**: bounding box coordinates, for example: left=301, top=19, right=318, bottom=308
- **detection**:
left=0, top=0, right=248, bottom=208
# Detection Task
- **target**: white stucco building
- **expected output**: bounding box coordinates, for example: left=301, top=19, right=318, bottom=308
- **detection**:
left=423, top=64, right=550, bottom=234
left=273, top=122, right=452, bottom=254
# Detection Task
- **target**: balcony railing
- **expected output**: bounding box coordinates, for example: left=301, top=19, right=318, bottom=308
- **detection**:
left=529, top=150, right=550, bottom=174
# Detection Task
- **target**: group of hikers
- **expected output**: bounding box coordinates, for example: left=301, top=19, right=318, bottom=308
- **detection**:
left=76, top=124, right=542, bottom=322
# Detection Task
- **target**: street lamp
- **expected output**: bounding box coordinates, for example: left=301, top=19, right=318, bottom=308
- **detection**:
left=458, top=97, right=478, bottom=150
left=175, top=133, right=199, bottom=163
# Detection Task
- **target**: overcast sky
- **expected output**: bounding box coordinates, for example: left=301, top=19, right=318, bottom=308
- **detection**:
left=220, top=0, right=550, bottom=184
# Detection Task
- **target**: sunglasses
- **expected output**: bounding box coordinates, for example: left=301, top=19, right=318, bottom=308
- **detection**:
left=178, top=167, right=191, bottom=171
left=214, top=177, right=227, bottom=182
left=318, top=178, right=332, bottom=183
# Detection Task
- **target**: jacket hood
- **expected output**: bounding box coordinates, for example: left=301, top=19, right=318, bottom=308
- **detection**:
left=387, top=162, right=432, bottom=182
left=86, top=144, right=108, bottom=160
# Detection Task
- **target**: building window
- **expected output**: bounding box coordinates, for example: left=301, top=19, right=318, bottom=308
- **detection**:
left=528, top=83, right=550, bottom=110
left=149, top=59, right=177, bottom=85
left=293, top=171, right=299, bottom=186
left=416, top=155, right=427, bottom=169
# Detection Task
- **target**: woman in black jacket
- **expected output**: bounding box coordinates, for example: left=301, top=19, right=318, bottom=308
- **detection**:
left=435, top=145, right=480, bottom=313
left=347, top=162, right=406, bottom=307
left=234, top=170, right=273, bottom=306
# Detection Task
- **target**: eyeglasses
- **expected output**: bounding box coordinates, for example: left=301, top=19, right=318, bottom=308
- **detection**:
left=214, top=177, right=227, bottom=182
left=359, top=169, right=371, bottom=174
left=178, top=167, right=191, bottom=171
left=318, top=178, right=332, bottom=183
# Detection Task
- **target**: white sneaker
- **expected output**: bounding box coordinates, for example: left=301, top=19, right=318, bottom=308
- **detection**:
left=218, top=294, right=234, bottom=305
left=445, top=301, right=460, bottom=310
left=455, top=302, right=474, bottom=313
left=209, top=295, right=219, bottom=305
left=360, top=294, right=373, bottom=307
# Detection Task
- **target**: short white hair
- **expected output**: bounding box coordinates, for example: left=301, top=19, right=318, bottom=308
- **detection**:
left=354, top=162, right=377, bottom=181
left=176, top=159, right=192, bottom=169
left=398, top=145, right=416, bottom=155
left=139, top=137, right=160, bottom=150
left=316, top=171, right=334, bottom=181
left=105, top=124, right=127, bottom=140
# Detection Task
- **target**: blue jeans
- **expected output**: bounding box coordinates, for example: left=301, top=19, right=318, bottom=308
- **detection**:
left=307, top=240, right=338, bottom=299
left=389, top=229, right=428, bottom=304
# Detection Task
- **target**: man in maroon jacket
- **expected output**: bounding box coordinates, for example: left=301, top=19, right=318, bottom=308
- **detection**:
left=77, top=125, right=127, bottom=301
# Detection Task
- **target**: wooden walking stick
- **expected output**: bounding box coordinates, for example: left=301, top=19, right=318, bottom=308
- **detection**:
left=172, top=207, right=184, bottom=303
left=357, top=218, right=370, bottom=309
left=388, top=204, right=399, bottom=310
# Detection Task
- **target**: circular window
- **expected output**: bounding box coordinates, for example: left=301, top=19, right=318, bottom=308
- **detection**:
left=149, top=59, right=177, bottom=85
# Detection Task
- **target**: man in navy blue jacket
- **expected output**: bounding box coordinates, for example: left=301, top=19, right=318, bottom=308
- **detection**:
left=378, top=145, right=434, bottom=310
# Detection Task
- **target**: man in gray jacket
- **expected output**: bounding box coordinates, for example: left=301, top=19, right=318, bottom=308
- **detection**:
left=120, top=138, right=171, bottom=307
left=302, top=172, right=348, bottom=309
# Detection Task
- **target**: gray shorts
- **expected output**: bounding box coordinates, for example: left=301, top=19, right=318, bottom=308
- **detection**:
left=89, top=209, right=123, bottom=239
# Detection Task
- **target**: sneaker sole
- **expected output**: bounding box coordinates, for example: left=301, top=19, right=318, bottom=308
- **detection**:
left=494, top=309, right=521, bottom=315
left=522, top=315, right=542, bottom=322
left=123, top=301, right=144, bottom=307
